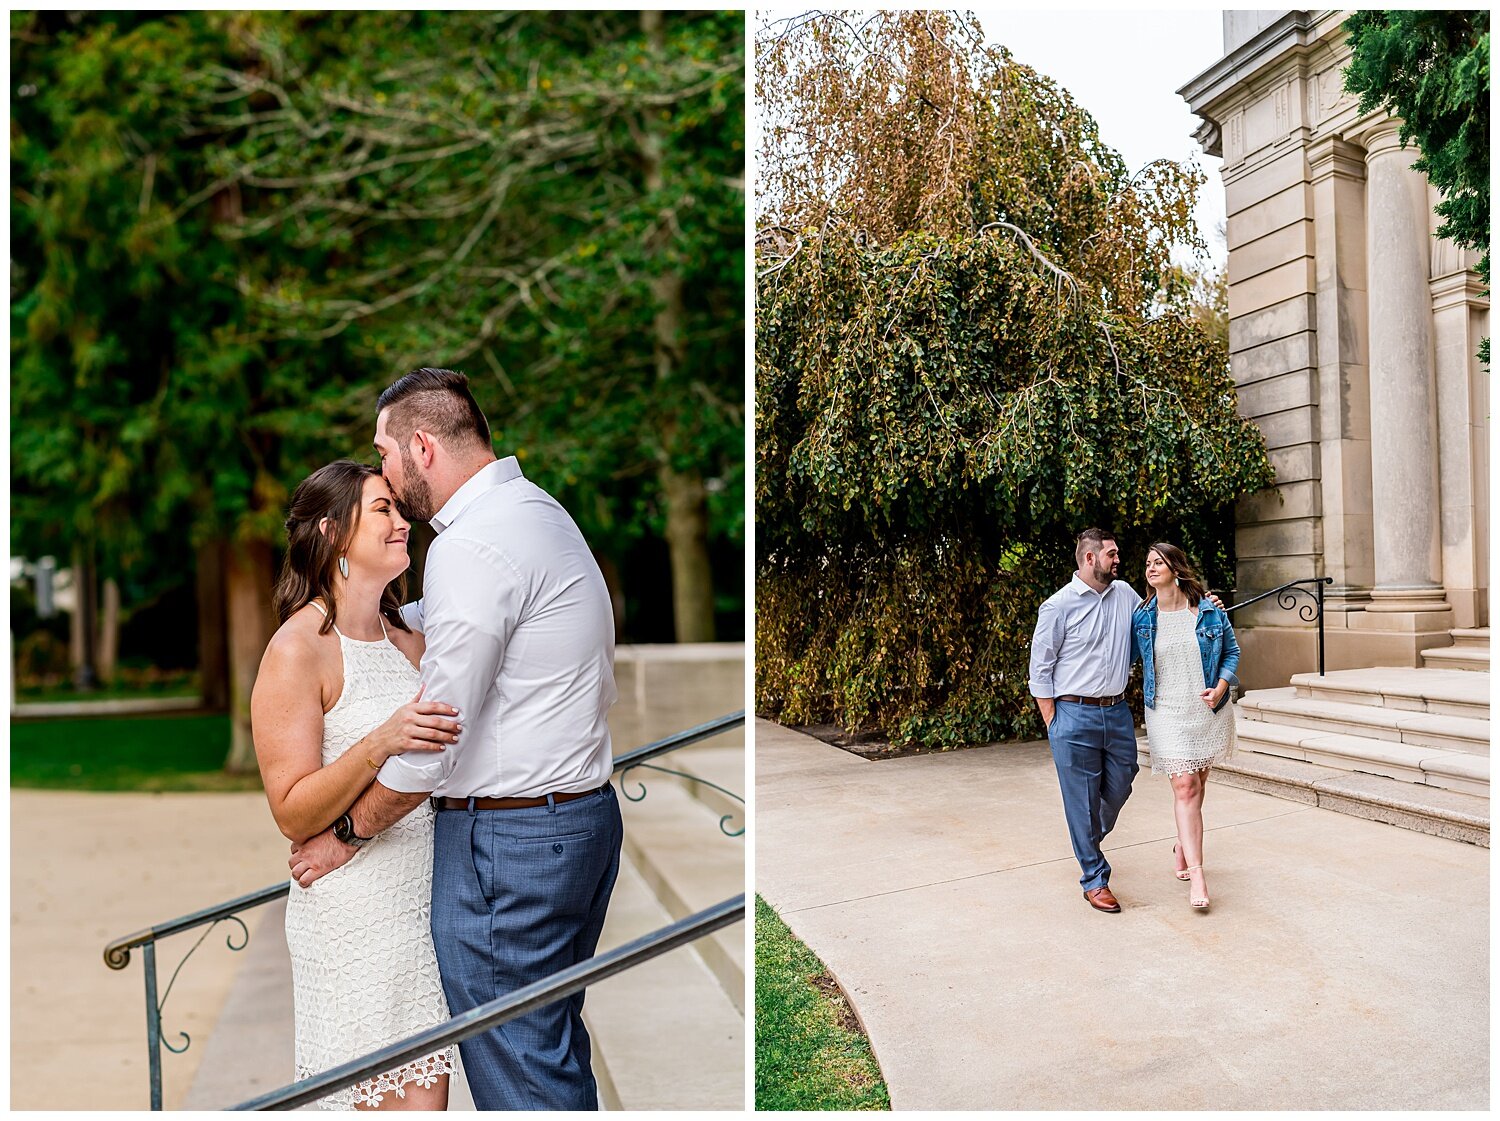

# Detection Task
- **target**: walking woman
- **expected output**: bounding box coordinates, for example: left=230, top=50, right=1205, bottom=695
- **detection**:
left=1132, top=542, right=1240, bottom=911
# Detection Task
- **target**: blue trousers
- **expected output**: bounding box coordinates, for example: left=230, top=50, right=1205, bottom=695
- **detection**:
left=1047, top=700, right=1138, bottom=892
left=431, top=785, right=623, bottom=1110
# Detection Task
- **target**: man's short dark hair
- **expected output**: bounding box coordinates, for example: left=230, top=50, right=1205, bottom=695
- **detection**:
left=377, top=367, right=492, bottom=450
left=1075, top=527, right=1116, bottom=568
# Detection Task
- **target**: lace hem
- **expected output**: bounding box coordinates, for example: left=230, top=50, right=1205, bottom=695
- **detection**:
left=304, top=1047, right=455, bottom=1111
left=1151, top=744, right=1234, bottom=777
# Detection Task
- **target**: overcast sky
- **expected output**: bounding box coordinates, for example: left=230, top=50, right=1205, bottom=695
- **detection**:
left=756, top=9, right=1231, bottom=269
left=981, top=9, right=1228, bottom=267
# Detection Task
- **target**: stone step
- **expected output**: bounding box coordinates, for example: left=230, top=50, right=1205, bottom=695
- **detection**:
left=584, top=850, right=743, bottom=1111
left=617, top=776, right=745, bottom=1011
left=1238, top=689, right=1490, bottom=754
left=1207, top=751, right=1488, bottom=848
left=1234, top=715, right=1488, bottom=797
left=1422, top=645, right=1491, bottom=672
left=1449, top=627, right=1491, bottom=648
left=1290, top=667, right=1490, bottom=718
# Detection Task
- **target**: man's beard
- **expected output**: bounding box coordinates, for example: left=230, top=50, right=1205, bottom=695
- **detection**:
left=1093, top=560, right=1117, bottom=584
left=393, top=448, right=437, bottom=523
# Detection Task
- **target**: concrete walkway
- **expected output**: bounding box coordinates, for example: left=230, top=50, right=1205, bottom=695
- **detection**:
left=755, top=720, right=1488, bottom=1110
left=11, top=648, right=745, bottom=1111
left=11, top=791, right=290, bottom=1110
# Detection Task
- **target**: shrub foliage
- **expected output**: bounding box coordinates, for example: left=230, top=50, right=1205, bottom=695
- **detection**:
left=754, top=12, right=1275, bottom=746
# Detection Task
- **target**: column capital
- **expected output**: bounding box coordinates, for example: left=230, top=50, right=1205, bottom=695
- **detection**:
left=1354, top=115, right=1410, bottom=158
left=1431, top=269, right=1491, bottom=311
left=1308, top=135, right=1366, bottom=183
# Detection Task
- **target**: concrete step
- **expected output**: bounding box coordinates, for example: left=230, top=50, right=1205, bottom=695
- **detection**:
left=1238, top=688, right=1490, bottom=754
left=1422, top=645, right=1491, bottom=672
left=616, top=776, right=745, bottom=1011
left=1450, top=627, right=1491, bottom=648
left=583, top=850, right=743, bottom=1110
left=1291, top=667, right=1489, bottom=718
left=1234, top=715, right=1488, bottom=797
left=1207, top=751, right=1488, bottom=848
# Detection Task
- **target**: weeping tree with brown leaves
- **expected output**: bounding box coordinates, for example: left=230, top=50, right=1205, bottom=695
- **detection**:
left=755, top=11, right=1274, bottom=747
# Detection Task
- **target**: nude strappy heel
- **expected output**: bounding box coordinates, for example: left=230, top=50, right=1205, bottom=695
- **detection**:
left=1171, top=844, right=1191, bottom=881
left=1186, top=865, right=1209, bottom=910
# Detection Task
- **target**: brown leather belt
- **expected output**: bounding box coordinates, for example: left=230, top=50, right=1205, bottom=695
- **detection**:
left=1056, top=694, right=1125, bottom=707
left=432, top=785, right=607, bottom=812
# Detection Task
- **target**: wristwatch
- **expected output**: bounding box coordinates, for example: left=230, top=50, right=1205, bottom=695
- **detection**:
left=333, top=813, right=372, bottom=847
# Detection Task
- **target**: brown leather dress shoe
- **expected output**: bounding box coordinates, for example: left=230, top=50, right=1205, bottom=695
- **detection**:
left=1084, top=885, right=1121, bottom=913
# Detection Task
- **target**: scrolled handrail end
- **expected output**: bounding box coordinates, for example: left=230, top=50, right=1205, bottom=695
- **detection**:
left=103, top=944, right=133, bottom=970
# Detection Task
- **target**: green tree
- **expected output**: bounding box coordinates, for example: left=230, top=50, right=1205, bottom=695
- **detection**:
left=755, top=11, right=1273, bottom=746
left=13, top=12, right=747, bottom=774
left=207, top=10, right=745, bottom=641
left=1344, top=9, right=1490, bottom=363
left=12, top=12, right=391, bottom=768
left=11, top=12, right=249, bottom=702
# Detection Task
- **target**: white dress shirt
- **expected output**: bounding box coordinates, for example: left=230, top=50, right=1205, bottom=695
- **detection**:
left=1028, top=575, right=1142, bottom=699
left=377, top=457, right=617, bottom=798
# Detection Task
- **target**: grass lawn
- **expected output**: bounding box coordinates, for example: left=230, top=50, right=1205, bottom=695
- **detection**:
left=755, top=894, right=890, bottom=1111
left=15, top=684, right=200, bottom=704
left=10, top=713, right=263, bottom=792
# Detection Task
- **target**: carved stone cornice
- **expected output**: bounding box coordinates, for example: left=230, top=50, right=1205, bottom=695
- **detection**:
left=1181, top=11, right=1352, bottom=161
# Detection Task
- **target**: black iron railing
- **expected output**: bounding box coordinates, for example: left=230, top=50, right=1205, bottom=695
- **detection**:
left=1222, top=577, right=1334, bottom=675
left=103, top=710, right=745, bottom=1110
left=232, top=894, right=744, bottom=1110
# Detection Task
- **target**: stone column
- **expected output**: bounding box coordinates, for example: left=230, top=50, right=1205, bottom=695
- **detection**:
left=1307, top=135, right=1373, bottom=612
left=1358, top=121, right=1447, bottom=613
left=1429, top=213, right=1490, bottom=628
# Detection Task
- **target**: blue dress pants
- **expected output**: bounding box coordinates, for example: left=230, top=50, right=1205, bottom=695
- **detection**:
left=1047, top=700, right=1138, bottom=892
left=431, top=785, right=623, bottom=1110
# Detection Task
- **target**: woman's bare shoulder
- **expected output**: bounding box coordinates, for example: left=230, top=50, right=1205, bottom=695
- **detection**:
left=262, top=606, right=338, bottom=677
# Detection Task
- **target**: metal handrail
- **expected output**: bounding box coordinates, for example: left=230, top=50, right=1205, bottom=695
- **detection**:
left=103, top=710, right=746, bottom=1110
left=230, top=894, right=745, bottom=1110
left=103, top=883, right=290, bottom=971
left=1221, top=577, right=1333, bottom=675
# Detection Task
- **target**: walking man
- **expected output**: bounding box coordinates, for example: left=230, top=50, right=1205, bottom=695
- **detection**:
left=1028, top=528, right=1141, bottom=913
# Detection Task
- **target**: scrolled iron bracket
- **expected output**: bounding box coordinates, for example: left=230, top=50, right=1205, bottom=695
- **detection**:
left=1221, top=576, right=1334, bottom=674
left=155, top=915, right=253, bottom=1056
left=620, top=762, right=746, bottom=837
left=1276, top=584, right=1323, bottom=622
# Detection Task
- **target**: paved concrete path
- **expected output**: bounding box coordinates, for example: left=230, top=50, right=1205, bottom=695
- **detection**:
left=11, top=649, right=745, bottom=1111
left=755, top=720, right=1488, bottom=1110
left=11, top=791, right=290, bottom=1110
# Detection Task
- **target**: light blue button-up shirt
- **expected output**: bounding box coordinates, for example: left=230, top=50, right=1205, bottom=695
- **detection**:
left=1028, top=575, right=1142, bottom=699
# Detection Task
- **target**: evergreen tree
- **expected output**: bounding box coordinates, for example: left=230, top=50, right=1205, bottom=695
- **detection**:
left=1344, top=10, right=1490, bottom=362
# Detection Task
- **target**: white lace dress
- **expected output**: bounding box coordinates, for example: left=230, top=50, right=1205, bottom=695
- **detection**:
left=1144, top=606, right=1236, bottom=776
left=283, top=609, right=455, bottom=1109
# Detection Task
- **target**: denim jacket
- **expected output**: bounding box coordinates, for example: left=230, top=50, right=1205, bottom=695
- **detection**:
left=1131, top=597, right=1241, bottom=712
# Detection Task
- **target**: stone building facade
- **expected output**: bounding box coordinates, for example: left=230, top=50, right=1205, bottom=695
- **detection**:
left=1180, top=10, right=1489, bottom=689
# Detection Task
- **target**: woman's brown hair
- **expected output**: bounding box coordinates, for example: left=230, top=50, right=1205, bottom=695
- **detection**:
left=273, top=460, right=412, bottom=636
left=1147, top=541, right=1208, bottom=608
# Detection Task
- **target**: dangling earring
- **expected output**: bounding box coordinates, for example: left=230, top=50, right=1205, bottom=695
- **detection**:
left=338, top=556, right=350, bottom=579
left=1174, top=576, right=1181, bottom=587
